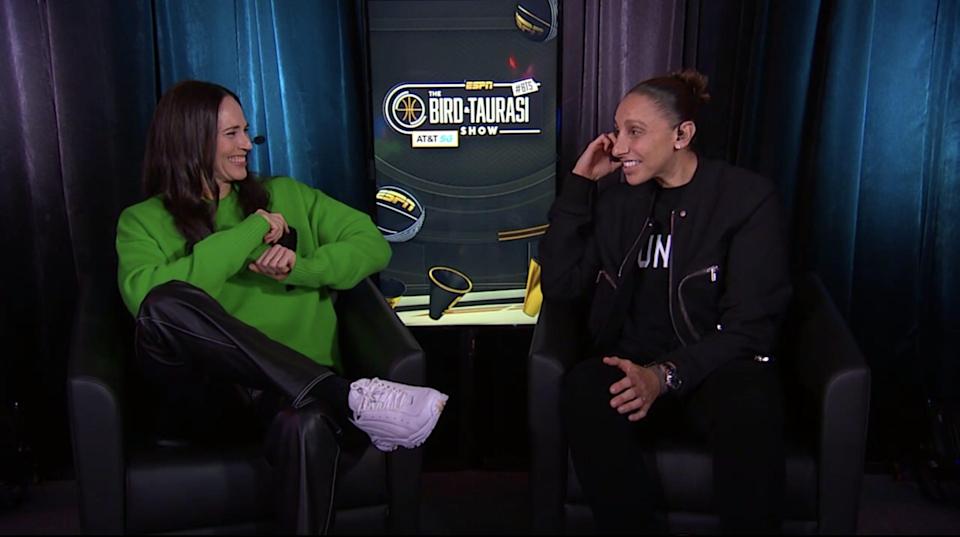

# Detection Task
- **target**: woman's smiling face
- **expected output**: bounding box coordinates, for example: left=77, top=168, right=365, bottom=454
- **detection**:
left=611, top=93, right=682, bottom=186
left=212, top=95, right=253, bottom=189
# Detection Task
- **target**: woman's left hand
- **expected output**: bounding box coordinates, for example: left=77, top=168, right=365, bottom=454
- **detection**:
left=603, top=356, right=662, bottom=421
left=249, top=244, right=296, bottom=281
left=255, top=209, right=290, bottom=244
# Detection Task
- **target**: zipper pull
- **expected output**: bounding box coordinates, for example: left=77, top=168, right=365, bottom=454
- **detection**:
left=709, top=266, right=718, bottom=282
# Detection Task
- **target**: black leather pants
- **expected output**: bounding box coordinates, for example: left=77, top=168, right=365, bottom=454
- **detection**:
left=134, top=280, right=349, bottom=534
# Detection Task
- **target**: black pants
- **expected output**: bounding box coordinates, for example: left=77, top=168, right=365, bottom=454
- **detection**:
left=134, top=280, right=356, bottom=535
left=562, top=356, right=785, bottom=534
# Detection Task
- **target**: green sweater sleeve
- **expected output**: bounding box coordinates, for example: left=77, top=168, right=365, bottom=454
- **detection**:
left=283, top=182, right=391, bottom=290
left=116, top=205, right=270, bottom=315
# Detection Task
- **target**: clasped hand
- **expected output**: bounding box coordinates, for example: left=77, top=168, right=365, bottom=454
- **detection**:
left=603, top=356, right=662, bottom=421
left=256, top=208, right=289, bottom=244
left=251, top=209, right=295, bottom=281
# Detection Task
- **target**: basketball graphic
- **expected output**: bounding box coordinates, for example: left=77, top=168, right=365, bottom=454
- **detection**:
left=514, top=0, right=558, bottom=43
left=376, top=185, right=425, bottom=243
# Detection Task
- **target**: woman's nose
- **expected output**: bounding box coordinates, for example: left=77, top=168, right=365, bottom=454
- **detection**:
left=612, top=135, right=628, bottom=156
left=239, top=132, right=253, bottom=150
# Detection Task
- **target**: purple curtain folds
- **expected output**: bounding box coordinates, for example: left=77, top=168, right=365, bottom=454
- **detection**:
left=560, top=0, right=686, bottom=176
left=0, top=0, right=155, bottom=476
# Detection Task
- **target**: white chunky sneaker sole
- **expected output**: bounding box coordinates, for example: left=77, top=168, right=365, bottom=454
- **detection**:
left=398, top=391, right=448, bottom=449
left=349, top=378, right=449, bottom=452
left=362, top=389, right=447, bottom=451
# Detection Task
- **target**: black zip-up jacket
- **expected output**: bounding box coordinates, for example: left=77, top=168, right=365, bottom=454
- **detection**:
left=539, top=158, right=792, bottom=396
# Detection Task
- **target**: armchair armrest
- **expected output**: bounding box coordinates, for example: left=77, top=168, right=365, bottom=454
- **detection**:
left=335, top=278, right=425, bottom=385
left=333, top=277, right=426, bottom=533
left=528, top=299, right=587, bottom=533
left=67, top=281, right=127, bottom=534
left=784, top=273, right=870, bottom=534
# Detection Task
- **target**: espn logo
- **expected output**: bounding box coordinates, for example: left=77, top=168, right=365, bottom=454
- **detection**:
left=465, top=80, right=494, bottom=90
left=375, top=190, right=415, bottom=212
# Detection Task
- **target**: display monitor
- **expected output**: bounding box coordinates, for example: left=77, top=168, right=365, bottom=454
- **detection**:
left=365, top=0, right=559, bottom=326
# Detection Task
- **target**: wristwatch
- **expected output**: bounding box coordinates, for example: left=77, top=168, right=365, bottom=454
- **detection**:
left=658, top=362, right=682, bottom=392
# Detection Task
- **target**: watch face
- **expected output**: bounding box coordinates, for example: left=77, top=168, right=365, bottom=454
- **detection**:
left=665, top=365, right=681, bottom=390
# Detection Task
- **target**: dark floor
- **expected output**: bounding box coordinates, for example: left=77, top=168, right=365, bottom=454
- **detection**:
left=1, top=469, right=959, bottom=534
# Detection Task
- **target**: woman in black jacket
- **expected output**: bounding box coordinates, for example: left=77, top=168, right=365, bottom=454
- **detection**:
left=539, top=69, right=792, bottom=534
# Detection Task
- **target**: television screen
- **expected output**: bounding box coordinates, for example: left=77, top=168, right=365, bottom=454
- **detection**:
left=366, top=0, right=559, bottom=326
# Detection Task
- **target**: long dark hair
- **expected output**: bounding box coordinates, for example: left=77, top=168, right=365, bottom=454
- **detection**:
left=142, top=80, right=268, bottom=251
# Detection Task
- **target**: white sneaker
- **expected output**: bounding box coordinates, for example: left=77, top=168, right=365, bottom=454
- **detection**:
left=348, top=378, right=448, bottom=452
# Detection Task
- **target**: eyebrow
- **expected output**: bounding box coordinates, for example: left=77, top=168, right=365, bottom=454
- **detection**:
left=221, top=123, right=248, bottom=132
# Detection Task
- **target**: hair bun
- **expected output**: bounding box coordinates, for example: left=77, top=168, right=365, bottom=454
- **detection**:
left=673, top=69, right=711, bottom=105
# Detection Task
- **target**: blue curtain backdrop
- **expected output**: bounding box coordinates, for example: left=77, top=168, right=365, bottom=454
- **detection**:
left=2, top=0, right=959, bottom=478
left=0, top=0, right=370, bottom=478
left=693, top=0, right=960, bottom=462
left=154, top=0, right=369, bottom=209
left=921, top=0, right=960, bottom=402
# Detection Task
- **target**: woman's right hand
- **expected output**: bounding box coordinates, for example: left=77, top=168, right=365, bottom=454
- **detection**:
left=572, top=132, right=621, bottom=181
left=255, top=209, right=289, bottom=244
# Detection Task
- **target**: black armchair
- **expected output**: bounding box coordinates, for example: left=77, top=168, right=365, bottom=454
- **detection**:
left=68, top=278, right=425, bottom=534
left=528, top=273, right=871, bottom=534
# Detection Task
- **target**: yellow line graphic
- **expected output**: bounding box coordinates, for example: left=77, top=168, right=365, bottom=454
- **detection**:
left=497, top=223, right=549, bottom=242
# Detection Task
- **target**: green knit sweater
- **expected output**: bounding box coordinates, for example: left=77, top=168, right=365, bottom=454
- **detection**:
left=116, top=176, right=391, bottom=370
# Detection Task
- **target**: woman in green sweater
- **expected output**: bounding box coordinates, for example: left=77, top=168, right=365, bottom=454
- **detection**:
left=116, top=80, right=447, bottom=534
